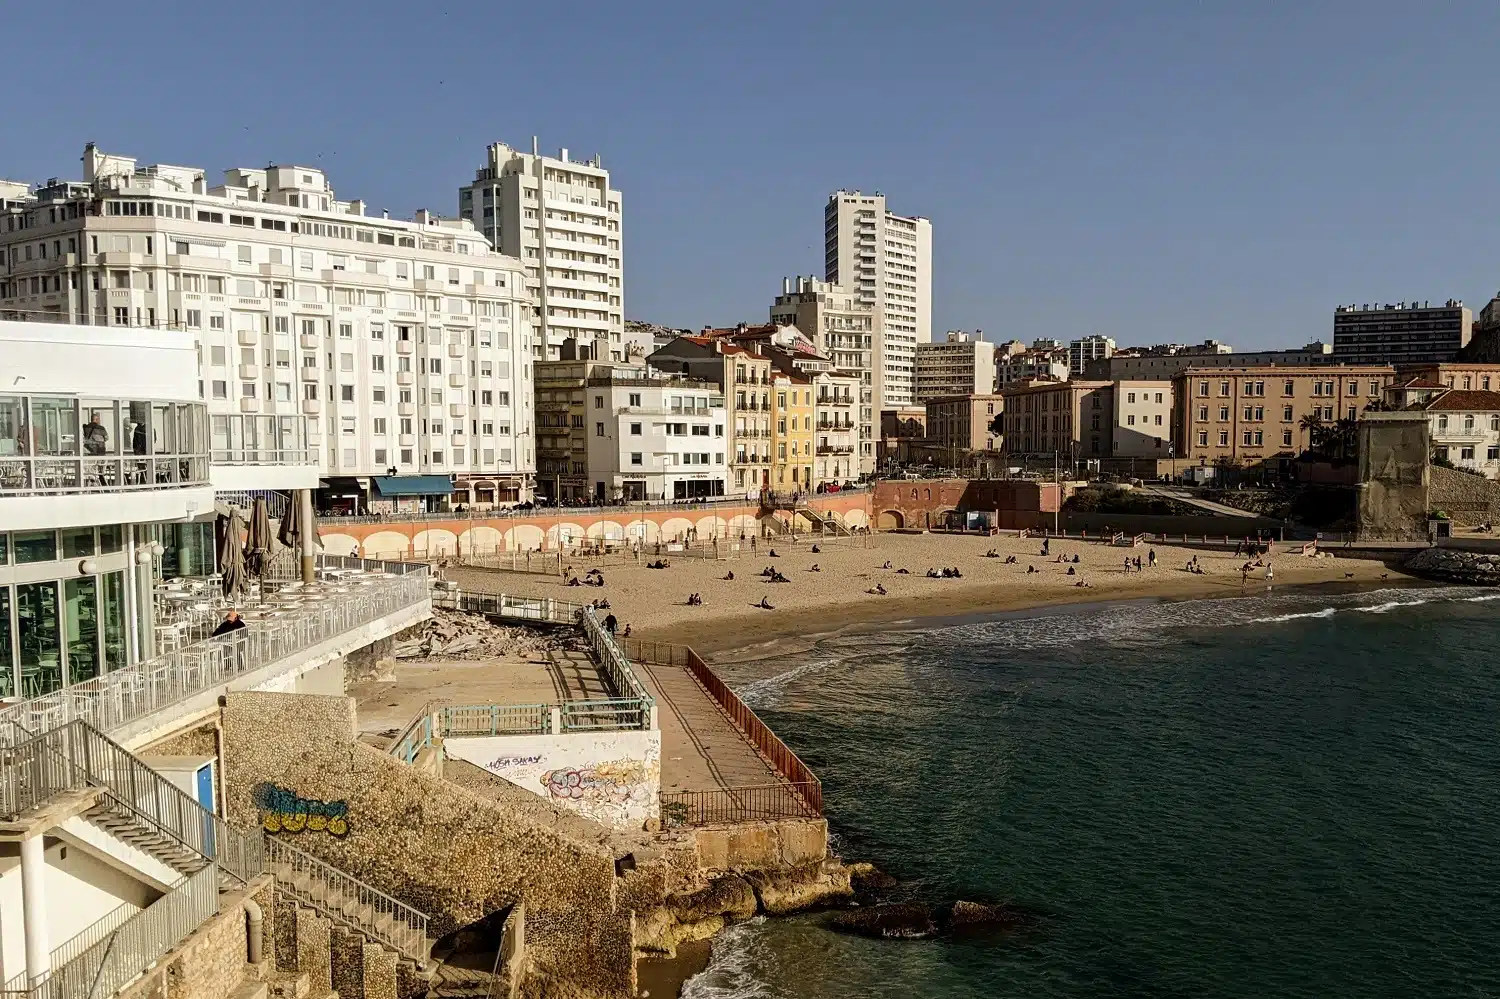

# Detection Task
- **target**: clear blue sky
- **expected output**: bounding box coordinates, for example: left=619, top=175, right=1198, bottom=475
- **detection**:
left=5, top=1, right=1497, bottom=349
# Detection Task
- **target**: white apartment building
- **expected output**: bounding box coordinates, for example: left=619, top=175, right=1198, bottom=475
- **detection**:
left=823, top=190, right=931, bottom=410
left=996, top=349, right=1069, bottom=389
left=1414, top=389, right=1500, bottom=478
left=459, top=140, right=624, bottom=362
left=1112, top=379, right=1173, bottom=457
left=769, top=276, right=876, bottom=474
left=0, top=144, right=537, bottom=509
left=915, top=331, right=996, bottom=403
left=584, top=369, right=727, bottom=502
left=1068, top=334, right=1115, bottom=375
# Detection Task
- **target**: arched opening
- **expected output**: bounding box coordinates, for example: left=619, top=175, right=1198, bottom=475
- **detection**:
left=877, top=510, right=905, bottom=531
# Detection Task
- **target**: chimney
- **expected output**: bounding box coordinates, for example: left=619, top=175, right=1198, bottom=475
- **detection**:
left=560, top=148, right=570, bottom=163
left=531, top=136, right=538, bottom=156
left=783, top=277, right=791, bottom=294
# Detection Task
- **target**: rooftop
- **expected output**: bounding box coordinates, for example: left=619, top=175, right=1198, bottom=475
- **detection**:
left=1416, top=389, right=1500, bottom=412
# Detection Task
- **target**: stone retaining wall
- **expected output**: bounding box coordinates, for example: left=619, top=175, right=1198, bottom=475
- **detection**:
left=220, top=691, right=634, bottom=998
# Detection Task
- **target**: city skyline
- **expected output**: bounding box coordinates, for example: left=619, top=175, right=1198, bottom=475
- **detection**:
left=5, top=2, right=1500, bottom=350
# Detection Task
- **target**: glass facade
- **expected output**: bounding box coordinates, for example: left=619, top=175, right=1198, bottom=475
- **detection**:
left=0, top=523, right=201, bottom=697
left=0, top=395, right=209, bottom=493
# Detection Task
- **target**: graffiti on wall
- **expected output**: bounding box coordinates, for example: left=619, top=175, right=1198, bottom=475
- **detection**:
left=253, top=783, right=351, bottom=837
left=541, top=761, right=651, bottom=807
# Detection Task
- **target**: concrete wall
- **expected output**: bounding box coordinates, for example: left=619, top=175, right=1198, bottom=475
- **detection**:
left=443, top=730, right=661, bottom=831
left=1429, top=465, right=1500, bottom=526
left=1058, top=511, right=1286, bottom=539
left=870, top=478, right=1059, bottom=531
left=0, top=837, right=160, bottom=982
left=220, top=691, right=635, bottom=998
left=1357, top=415, right=1431, bottom=541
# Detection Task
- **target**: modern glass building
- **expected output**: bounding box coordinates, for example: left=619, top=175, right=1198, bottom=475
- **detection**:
left=0, top=320, right=317, bottom=700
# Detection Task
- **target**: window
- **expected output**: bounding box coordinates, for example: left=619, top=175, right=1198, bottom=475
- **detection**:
left=1489, top=447, right=1499, bottom=461
left=630, top=422, right=642, bottom=435
left=340, top=385, right=355, bottom=402
left=1465, top=415, right=1476, bottom=432
left=595, top=422, right=605, bottom=437
left=630, top=453, right=643, bottom=466
left=373, top=418, right=387, bottom=435
left=339, top=323, right=353, bottom=339
left=1283, top=405, right=1294, bottom=422
left=1127, top=392, right=1136, bottom=404
left=1218, top=431, right=1229, bottom=447
left=1219, top=407, right=1229, bottom=421
left=1198, top=406, right=1208, bottom=421
left=1462, top=446, right=1476, bottom=461
left=372, top=355, right=385, bottom=372
left=1198, top=431, right=1208, bottom=446
left=1283, top=430, right=1293, bottom=446
left=1243, top=431, right=1253, bottom=446
left=211, top=380, right=227, bottom=399
left=1127, top=415, right=1136, bottom=426
left=1219, top=381, right=1230, bottom=397
left=1284, top=380, right=1294, bottom=397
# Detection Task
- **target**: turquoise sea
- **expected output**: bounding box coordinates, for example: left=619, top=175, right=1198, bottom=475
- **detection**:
left=682, top=584, right=1500, bottom=999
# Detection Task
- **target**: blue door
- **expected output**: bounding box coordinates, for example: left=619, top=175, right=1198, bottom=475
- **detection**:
left=196, top=763, right=217, bottom=857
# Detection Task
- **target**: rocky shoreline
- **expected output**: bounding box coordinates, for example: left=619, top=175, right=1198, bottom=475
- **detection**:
left=1403, top=547, right=1500, bottom=585
left=635, top=857, right=1027, bottom=995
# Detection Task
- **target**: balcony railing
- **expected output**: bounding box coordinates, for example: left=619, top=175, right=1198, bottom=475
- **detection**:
left=0, top=456, right=210, bottom=496
left=0, top=560, right=430, bottom=743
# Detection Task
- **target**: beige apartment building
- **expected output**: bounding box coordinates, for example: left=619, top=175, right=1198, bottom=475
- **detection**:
left=925, top=393, right=1004, bottom=453
left=769, top=276, right=876, bottom=473
left=1000, top=380, right=1116, bottom=457
left=1171, top=365, right=1395, bottom=463
left=647, top=334, right=774, bottom=495
left=1113, top=380, right=1173, bottom=457
left=914, top=331, right=996, bottom=403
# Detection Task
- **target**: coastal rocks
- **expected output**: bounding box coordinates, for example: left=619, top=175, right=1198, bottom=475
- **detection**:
left=829, top=900, right=1028, bottom=941
left=743, top=861, right=854, bottom=915
left=848, top=861, right=898, bottom=894
left=1404, top=547, right=1500, bottom=586
left=667, top=875, right=759, bottom=923
left=829, top=903, right=939, bottom=939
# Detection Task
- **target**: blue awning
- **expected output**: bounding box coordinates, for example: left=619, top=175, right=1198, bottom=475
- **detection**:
left=370, top=475, right=453, bottom=497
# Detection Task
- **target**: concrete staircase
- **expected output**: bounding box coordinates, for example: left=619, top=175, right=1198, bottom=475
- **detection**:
left=796, top=505, right=851, bottom=536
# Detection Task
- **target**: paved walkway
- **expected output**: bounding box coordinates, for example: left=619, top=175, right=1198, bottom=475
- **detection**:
left=632, top=658, right=780, bottom=794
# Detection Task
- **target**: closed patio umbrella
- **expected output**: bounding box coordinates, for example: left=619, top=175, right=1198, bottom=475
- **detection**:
left=218, top=509, right=248, bottom=601
left=246, top=497, right=273, bottom=578
left=278, top=492, right=323, bottom=580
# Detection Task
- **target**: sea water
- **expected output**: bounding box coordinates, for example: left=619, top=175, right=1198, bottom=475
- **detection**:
left=682, top=585, right=1500, bottom=999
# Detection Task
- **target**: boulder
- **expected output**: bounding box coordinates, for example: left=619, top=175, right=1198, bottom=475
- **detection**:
left=667, top=874, right=758, bottom=923
left=942, top=900, right=1026, bottom=932
left=743, top=862, right=853, bottom=916
left=848, top=862, right=898, bottom=894
left=829, top=903, right=939, bottom=939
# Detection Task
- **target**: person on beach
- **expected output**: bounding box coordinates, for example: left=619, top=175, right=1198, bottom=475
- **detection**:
left=723, top=570, right=734, bottom=580
left=759, top=596, right=774, bottom=610
left=1027, top=565, right=1037, bottom=574
left=1124, top=557, right=1132, bottom=574
left=868, top=583, right=888, bottom=595
left=1067, top=565, right=1076, bottom=576
left=882, top=560, right=892, bottom=569
left=1265, top=563, right=1274, bottom=582
left=603, top=613, right=618, bottom=634
left=809, top=564, right=820, bottom=572
left=769, top=549, right=779, bottom=558
left=1148, top=549, right=1157, bottom=567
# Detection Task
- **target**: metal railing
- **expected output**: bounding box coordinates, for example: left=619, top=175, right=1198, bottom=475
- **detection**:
left=265, top=837, right=428, bottom=960
left=660, top=784, right=821, bottom=827
left=0, top=563, right=430, bottom=742
left=577, top=607, right=654, bottom=718
left=388, top=702, right=436, bottom=763
left=440, top=703, right=550, bottom=737
left=0, top=455, right=211, bottom=496
left=624, top=638, right=822, bottom=821
left=0, top=720, right=264, bottom=884
left=0, top=862, right=221, bottom=999
left=319, top=492, right=854, bottom=525
left=431, top=589, right=586, bottom=624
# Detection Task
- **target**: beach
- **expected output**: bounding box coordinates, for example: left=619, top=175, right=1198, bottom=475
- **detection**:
left=447, top=533, right=1407, bottom=659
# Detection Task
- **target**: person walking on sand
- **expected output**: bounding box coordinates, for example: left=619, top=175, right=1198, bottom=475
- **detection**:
left=1265, top=562, right=1274, bottom=583
left=1148, top=549, right=1156, bottom=568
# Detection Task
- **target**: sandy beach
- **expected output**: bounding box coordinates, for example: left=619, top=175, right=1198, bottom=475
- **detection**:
left=447, top=533, right=1409, bottom=659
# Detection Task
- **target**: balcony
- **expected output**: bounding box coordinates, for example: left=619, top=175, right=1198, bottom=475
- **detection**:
left=396, top=371, right=415, bottom=386
left=238, top=398, right=260, bottom=413
left=447, top=342, right=466, bottom=358
left=448, top=373, right=465, bottom=389
left=398, top=402, right=415, bottom=416
left=237, top=329, right=258, bottom=346
left=450, top=403, right=467, bottom=417
left=300, top=366, right=318, bottom=382
left=300, top=333, right=320, bottom=349
left=396, top=340, right=414, bottom=355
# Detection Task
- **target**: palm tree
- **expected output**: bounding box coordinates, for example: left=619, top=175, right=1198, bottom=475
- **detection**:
left=1298, top=412, right=1325, bottom=456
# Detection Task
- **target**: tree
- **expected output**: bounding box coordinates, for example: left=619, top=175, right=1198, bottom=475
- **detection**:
left=988, top=414, right=1003, bottom=439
